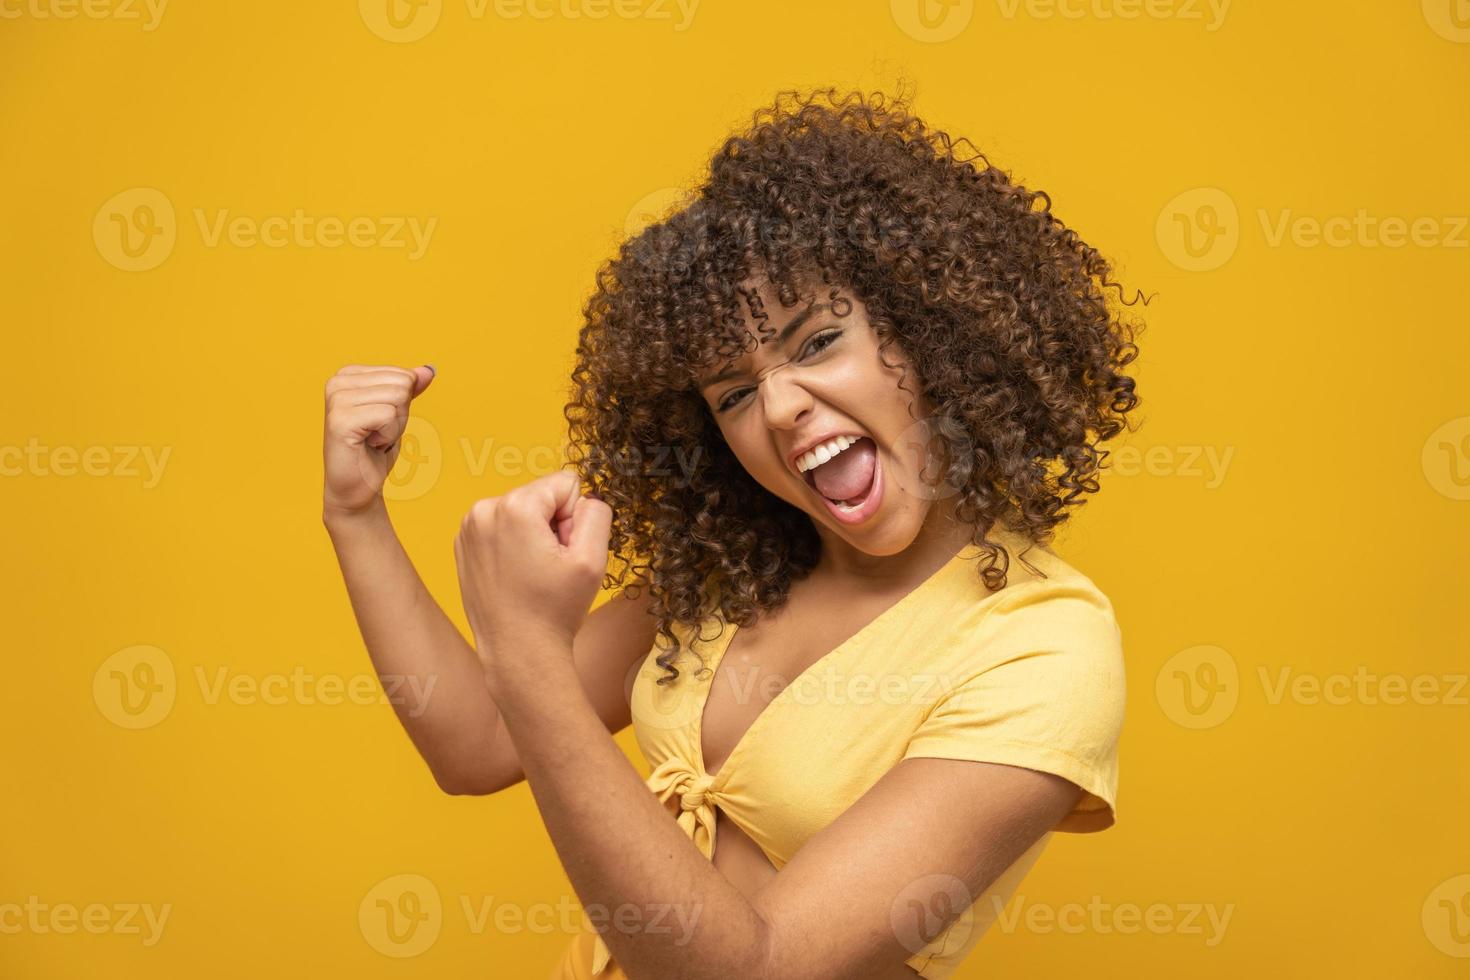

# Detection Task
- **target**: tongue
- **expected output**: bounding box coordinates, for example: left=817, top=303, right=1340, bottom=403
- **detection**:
left=811, top=438, right=876, bottom=504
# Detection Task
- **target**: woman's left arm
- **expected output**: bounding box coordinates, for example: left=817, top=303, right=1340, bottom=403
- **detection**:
left=454, top=471, right=1083, bottom=980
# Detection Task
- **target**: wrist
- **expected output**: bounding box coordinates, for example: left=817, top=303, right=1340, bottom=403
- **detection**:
left=322, top=495, right=390, bottom=533
left=479, top=626, right=576, bottom=692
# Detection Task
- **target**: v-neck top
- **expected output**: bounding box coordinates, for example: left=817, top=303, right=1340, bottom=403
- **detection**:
left=568, top=526, right=1126, bottom=980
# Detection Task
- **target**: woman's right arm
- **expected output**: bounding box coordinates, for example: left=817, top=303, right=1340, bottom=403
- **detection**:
left=324, top=497, right=510, bottom=793
left=322, top=364, right=658, bottom=795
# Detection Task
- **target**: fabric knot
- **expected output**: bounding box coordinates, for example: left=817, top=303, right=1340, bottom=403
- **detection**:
left=680, top=773, right=715, bottom=811
left=647, top=762, right=718, bottom=861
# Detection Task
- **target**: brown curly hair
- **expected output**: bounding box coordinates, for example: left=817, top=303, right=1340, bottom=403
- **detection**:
left=563, top=86, right=1146, bottom=686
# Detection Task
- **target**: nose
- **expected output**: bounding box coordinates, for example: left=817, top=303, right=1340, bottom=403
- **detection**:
left=755, top=360, right=813, bottom=429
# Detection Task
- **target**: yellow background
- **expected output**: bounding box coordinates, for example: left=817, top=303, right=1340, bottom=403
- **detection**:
left=3, top=0, right=1468, bottom=976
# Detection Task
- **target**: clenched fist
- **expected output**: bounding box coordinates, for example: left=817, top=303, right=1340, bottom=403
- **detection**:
left=453, top=470, right=613, bottom=671
left=322, top=363, right=435, bottom=518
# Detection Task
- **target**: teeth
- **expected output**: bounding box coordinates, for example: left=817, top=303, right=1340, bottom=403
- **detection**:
left=797, top=435, right=858, bottom=474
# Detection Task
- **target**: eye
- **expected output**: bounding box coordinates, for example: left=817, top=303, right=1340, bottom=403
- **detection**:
left=802, top=327, right=842, bottom=357
left=717, top=387, right=752, bottom=413
left=714, top=328, right=844, bottom=414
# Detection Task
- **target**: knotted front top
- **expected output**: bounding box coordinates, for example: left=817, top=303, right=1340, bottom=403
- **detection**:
left=582, top=527, right=1125, bottom=979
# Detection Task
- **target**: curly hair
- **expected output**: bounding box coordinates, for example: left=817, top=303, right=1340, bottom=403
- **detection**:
left=564, top=86, right=1145, bottom=686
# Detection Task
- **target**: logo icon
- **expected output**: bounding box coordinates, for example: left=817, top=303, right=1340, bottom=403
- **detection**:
left=93, top=645, right=177, bottom=729
left=1423, top=874, right=1470, bottom=957
left=625, top=186, right=690, bottom=240
left=1156, top=187, right=1239, bottom=272
left=890, top=0, right=975, bottom=42
left=1155, top=644, right=1238, bottom=729
left=381, top=414, right=443, bottom=502
left=629, top=632, right=711, bottom=735
left=891, top=413, right=971, bottom=502
left=1423, top=0, right=1470, bottom=42
left=1422, top=416, right=1470, bottom=500
left=359, top=873, right=442, bottom=956
left=889, top=872, right=975, bottom=955
left=94, top=188, right=176, bottom=272
left=360, top=0, right=442, bottom=43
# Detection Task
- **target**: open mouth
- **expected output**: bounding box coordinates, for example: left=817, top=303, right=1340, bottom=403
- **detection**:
left=802, top=457, right=874, bottom=507
left=799, top=436, right=883, bottom=523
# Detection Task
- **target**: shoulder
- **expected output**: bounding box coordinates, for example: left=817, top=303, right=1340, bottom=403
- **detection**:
left=906, top=550, right=1127, bottom=833
left=937, top=543, right=1127, bottom=747
left=975, top=562, right=1124, bottom=686
left=951, top=531, right=1122, bottom=650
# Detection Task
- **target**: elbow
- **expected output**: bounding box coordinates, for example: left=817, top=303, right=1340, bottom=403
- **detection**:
left=431, top=765, right=503, bottom=796
left=742, top=907, right=784, bottom=980
left=438, top=780, right=495, bottom=797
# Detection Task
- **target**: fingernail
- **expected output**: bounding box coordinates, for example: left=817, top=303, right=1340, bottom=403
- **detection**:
left=425, top=364, right=437, bottom=376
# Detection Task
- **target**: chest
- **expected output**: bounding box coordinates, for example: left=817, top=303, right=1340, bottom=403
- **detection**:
left=698, top=582, right=912, bottom=778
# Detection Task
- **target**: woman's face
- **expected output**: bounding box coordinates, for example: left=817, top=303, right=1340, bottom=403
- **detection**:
left=696, top=276, right=958, bottom=560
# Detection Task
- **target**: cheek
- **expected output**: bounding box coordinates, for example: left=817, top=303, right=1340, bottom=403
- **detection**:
left=843, top=336, right=913, bottom=397
left=853, top=374, right=923, bottom=436
left=721, top=427, right=784, bottom=482
left=722, top=435, right=809, bottom=506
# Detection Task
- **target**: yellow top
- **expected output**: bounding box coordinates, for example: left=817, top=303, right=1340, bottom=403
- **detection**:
left=555, top=526, right=1126, bottom=980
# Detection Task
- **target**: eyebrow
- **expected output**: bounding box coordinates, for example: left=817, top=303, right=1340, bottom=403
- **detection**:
left=700, top=301, right=828, bottom=389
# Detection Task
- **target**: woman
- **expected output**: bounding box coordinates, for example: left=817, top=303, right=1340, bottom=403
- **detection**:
left=322, top=87, right=1144, bottom=978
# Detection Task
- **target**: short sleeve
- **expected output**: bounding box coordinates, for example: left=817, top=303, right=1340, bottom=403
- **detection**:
left=901, top=581, right=1126, bottom=832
